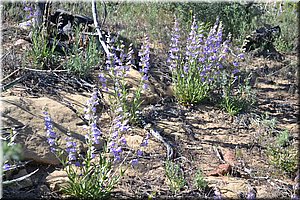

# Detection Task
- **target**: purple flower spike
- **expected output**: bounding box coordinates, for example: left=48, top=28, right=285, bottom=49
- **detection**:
left=137, top=149, right=143, bottom=157
left=232, top=68, right=240, bottom=75
left=131, top=159, right=138, bottom=166
left=168, top=17, right=181, bottom=71
left=44, top=112, right=57, bottom=152
left=3, top=163, right=10, bottom=171
left=246, top=187, right=257, bottom=200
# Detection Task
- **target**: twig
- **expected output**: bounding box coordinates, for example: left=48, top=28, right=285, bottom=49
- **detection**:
left=2, top=73, right=28, bottom=91
left=22, top=67, right=68, bottom=73
left=3, top=168, right=39, bottom=185
left=213, top=146, right=226, bottom=164
left=1, top=52, right=10, bottom=61
left=92, top=0, right=111, bottom=56
left=1, top=69, right=20, bottom=83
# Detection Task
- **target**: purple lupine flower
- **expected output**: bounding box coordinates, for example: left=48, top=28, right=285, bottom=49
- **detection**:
left=47, top=138, right=56, bottom=146
left=246, top=187, right=257, bottom=200
left=213, top=188, right=222, bottom=199
left=142, top=83, right=148, bottom=90
left=84, top=89, right=99, bottom=122
left=44, top=112, right=57, bottom=153
left=3, top=163, right=10, bottom=171
left=140, top=133, right=150, bottom=147
left=137, top=149, right=143, bottom=157
left=24, top=6, right=32, bottom=11
left=237, top=53, right=245, bottom=59
left=108, top=141, right=116, bottom=148
left=110, top=146, right=122, bottom=162
left=98, top=73, right=107, bottom=91
left=131, top=158, right=138, bottom=166
left=66, top=137, right=77, bottom=162
left=119, top=136, right=127, bottom=145
left=138, top=35, right=150, bottom=75
left=233, top=61, right=239, bottom=67
left=291, top=194, right=300, bottom=200
left=142, top=74, right=148, bottom=81
left=91, top=122, right=101, bottom=144
left=183, top=65, right=189, bottom=74
left=232, top=68, right=240, bottom=75
left=167, top=17, right=181, bottom=72
left=185, top=16, right=199, bottom=60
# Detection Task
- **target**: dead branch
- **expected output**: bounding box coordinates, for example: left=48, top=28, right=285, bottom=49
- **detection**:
left=1, top=69, right=21, bottom=83
left=22, top=67, right=68, bottom=73
left=91, top=0, right=111, bottom=56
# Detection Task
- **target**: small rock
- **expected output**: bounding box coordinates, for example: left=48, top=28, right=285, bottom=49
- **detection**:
left=13, top=39, right=30, bottom=50
left=46, top=170, right=69, bottom=191
left=13, top=39, right=29, bottom=46
left=18, top=19, right=35, bottom=30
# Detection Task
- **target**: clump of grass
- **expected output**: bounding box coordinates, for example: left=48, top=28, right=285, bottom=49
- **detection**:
left=164, top=160, right=186, bottom=194
left=219, top=73, right=256, bottom=116
left=276, top=129, right=293, bottom=147
left=1, top=128, right=36, bottom=186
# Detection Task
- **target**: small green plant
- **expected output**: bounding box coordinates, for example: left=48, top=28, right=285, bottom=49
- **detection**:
left=193, top=169, right=207, bottom=191
left=2, top=128, right=23, bottom=163
left=260, top=113, right=277, bottom=133
left=165, top=160, right=186, bottom=194
left=1, top=128, right=38, bottom=186
left=219, top=73, right=256, bottom=116
left=64, top=27, right=101, bottom=78
left=267, top=129, right=297, bottom=176
left=267, top=145, right=297, bottom=175
left=27, top=26, right=59, bottom=69
left=276, top=129, right=292, bottom=147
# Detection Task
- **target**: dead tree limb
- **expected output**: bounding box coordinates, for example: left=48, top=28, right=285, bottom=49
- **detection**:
left=91, top=0, right=111, bottom=56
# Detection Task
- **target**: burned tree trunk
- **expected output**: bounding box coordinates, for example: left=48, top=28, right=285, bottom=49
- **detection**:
left=35, top=1, right=46, bottom=27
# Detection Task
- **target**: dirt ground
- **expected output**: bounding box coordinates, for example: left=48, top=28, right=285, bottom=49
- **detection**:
left=1, top=21, right=299, bottom=199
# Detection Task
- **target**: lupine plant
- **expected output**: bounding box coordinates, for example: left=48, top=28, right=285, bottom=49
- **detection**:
left=167, top=16, right=254, bottom=115
left=44, top=90, right=124, bottom=199
left=99, top=32, right=151, bottom=124
left=44, top=88, right=149, bottom=199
